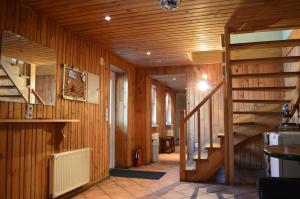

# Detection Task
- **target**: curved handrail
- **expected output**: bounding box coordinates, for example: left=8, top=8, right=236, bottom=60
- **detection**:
left=185, top=79, right=224, bottom=121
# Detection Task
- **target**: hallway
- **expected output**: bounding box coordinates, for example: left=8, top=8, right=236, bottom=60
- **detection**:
left=72, top=152, right=258, bottom=199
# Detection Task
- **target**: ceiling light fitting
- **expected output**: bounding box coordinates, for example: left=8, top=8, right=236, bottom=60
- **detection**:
left=158, top=0, right=181, bottom=11
left=104, top=15, right=111, bottom=21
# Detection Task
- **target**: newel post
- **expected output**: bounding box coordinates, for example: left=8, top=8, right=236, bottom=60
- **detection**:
left=179, top=110, right=186, bottom=181
left=223, top=26, right=235, bottom=184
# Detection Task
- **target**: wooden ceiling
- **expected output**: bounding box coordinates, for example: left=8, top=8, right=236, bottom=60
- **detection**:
left=20, top=0, right=300, bottom=67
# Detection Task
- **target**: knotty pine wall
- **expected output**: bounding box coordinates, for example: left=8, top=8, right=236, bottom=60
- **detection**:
left=0, top=0, right=136, bottom=199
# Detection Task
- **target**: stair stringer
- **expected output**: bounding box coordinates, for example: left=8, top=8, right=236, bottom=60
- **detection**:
left=185, top=148, right=224, bottom=182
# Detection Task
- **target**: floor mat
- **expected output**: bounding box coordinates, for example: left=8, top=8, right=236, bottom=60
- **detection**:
left=109, top=169, right=166, bottom=180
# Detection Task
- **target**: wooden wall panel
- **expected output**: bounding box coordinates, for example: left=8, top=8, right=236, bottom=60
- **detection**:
left=135, top=69, right=152, bottom=164
left=234, top=134, right=264, bottom=169
left=0, top=0, right=136, bottom=198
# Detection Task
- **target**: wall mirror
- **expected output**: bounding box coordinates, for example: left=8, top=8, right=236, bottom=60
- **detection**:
left=0, top=30, right=57, bottom=105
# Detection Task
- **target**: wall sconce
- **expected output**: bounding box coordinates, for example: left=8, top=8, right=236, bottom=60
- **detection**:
left=197, top=74, right=210, bottom=91
left=197, top=79, right=210, bottom=91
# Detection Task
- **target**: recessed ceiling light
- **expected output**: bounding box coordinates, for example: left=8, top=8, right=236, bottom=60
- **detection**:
left=104, top=15, right=111, bottom=21
left=173, top=77, right=176, bottom=81
left=147, top=51, right=151, bottom=55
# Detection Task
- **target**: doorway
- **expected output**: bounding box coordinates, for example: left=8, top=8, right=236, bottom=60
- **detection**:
left=109, top=71, right=116, bottom=169
left=150, top=74, right=187, bottom=164
left=109, top=65, right=128, bottom=169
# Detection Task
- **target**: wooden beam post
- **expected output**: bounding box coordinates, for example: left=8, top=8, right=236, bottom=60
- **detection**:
left=223, top=27, right=235, bottom=184
left=179, top=110, right=186, bottom=181
left=209, top=98, right=213, bottom=148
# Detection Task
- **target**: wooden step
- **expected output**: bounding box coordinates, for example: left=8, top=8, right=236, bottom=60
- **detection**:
left=205, top=143, right=221, bottom=150
left=232, top=99, right=290, bottom=104
left=217, top=133, right=247, bottom=145
left=185, top=149, right=224, bottom=182
left=233, top=111, right=281, bottom=115
left=233, top=122, right=256, bottom=125
left=232, top=86, right=297, bottom=91
left=0, top=95, right=22, bottom=98
left=230, top=56, right=300, bottom=65
left=193, top=152, right=208, bottom=161
left=0, top=76, right=9, bottom=80
left=230, top=39, right=300, bottom=51
left=232, top=72, right=300, bottom=79
left=0, top=85, right=16, bottom=89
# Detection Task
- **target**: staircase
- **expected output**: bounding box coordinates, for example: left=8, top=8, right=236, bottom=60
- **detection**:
left=180, top=30, right=300, bottom=183
left=0, top=64, right=28, bottom=103
left=0, top=61, right=46, bottom=105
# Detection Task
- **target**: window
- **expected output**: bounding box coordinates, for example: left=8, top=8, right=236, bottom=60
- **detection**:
left=165, top=92, right=172, bottom=125
left=151, top=85, right=157, bottom=126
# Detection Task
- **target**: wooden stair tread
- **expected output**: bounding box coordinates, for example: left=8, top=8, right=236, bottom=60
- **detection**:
left=232, top=86, right=296, bottom=91
left=0, top=76, right=9, bottom=80
left=232, top=71, right=300, bottom=79
left=0, top=85, right=16, bottom=89
left=233, top=111, right=281, bottom=115
left=230, top=39, right=300, bottom=50
left=205, top=143, right=221, bottom=149
left=230, top=56, right=300, bottom=65
left=217, top=133, right=253, bottom=146
left=232, top=99, right=290, bottom=104
left=0, top=95, right=22, bottom=98
left=193, top=151, right=208, bottom=161
left=233, top=122, right=257, bottom=125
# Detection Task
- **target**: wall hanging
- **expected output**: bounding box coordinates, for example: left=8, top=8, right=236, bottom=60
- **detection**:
left=62, top=64, right=87, bottom=101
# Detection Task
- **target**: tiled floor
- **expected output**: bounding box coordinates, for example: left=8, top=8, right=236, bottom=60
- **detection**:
left=72, top=151, right=258, bottom=199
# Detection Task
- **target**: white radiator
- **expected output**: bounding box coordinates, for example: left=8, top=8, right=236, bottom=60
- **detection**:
left=49, top=148, right=90, bottom=198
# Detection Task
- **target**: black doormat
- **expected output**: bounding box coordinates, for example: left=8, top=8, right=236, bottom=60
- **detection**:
left=109, top=169, right=166, bottom=180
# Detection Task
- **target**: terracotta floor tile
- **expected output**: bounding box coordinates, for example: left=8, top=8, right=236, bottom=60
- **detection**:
left=73, top=150, right=257, bottom=199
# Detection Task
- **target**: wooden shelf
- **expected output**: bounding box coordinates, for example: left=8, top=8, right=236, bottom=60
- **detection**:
left=0, top=119, right=80, bottom=123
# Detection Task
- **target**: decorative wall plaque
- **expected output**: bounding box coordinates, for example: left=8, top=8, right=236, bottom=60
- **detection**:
left=62, top=64, right=87, bottom=101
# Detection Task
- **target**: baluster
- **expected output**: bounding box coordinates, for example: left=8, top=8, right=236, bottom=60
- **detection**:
left=209, top=98, right=213, bottom=148
left=179, top=110, right=186, bottom=181
left=197, top=109, right=201, bottom=159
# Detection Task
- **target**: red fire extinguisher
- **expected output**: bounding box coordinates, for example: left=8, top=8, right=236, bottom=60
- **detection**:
left=134, top=146, right=142, bottom=167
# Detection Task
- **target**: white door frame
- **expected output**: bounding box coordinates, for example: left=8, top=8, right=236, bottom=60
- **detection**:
left=109, top=71, right=116, bottom=169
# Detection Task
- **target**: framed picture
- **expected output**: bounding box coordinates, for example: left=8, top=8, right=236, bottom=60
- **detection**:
left=62, top=64, right=87, bottom=101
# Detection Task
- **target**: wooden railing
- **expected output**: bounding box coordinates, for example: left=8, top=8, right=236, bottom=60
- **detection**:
left=180, top=79, right=224, bottom=180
